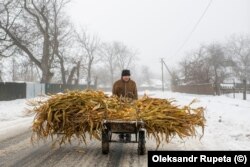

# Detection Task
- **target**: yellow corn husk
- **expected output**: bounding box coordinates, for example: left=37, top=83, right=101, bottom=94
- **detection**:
left=27, top=90, right=205, bottom=148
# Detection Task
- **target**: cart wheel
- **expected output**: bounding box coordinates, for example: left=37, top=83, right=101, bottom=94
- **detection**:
left=102, top=129, right=109, bottom=154
left=138, top=129, right=146, bottom=155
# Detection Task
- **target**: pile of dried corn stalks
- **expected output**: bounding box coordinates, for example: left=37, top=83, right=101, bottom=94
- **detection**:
left=28, top=90, right=205, bottom=147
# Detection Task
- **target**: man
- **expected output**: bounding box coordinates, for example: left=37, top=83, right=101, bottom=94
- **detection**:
left=112, top=69, right=138, bottom=142
left=112, top=69, right=138, bottom=100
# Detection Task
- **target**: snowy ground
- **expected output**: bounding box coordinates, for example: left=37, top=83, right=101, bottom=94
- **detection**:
left=0, top=91, right=250, bottom=150
left=0, top=99, right=33, bottom=140
left=149, top=91, right=250, bottom=150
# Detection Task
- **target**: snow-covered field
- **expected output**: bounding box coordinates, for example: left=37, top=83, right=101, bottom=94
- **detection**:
left=0, top=91, right=250, bottom=150
left=150, top=91, right=250, bottom=150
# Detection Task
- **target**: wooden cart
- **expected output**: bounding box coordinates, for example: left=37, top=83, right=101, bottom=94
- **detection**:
left=101, top=119, right=146, bottom=155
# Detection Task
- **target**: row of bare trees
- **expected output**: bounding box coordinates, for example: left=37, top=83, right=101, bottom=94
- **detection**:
left=177, top=34, right=250, bottom=92
left=0, top=0, right=137, bottom=87
left=0, top=0, right=74, bottom=83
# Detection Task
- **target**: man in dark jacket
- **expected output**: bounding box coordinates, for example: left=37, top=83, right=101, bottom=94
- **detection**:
left=112, top=69, right=138, bottom=141
left=112, top=69, right=138, bottom=100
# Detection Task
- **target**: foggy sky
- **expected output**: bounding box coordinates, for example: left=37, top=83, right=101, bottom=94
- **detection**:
left=66, top=0, right=250, bottom=75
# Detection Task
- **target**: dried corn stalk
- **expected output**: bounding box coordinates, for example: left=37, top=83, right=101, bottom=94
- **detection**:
left=27, top=90, right=205, bottom=148
left=136, top=96, right=205, bottom=147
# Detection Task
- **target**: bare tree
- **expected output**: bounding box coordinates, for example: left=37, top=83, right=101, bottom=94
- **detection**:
left=7, top=56, right=38, bottom=82
left=0, top=0, right=71, bottom=83
left=226, top=35, right=250, bottom=82
left=140, top=65, right=152, bottom=85
left=179, top=46, right=210, bottom=84
left=0, top=71, right=2, bottom=82
left=179, top=43, right=229, bottom=95
left=0, top=0, right=21, bottom=59
left=206, top=43, right=228, bottom=95
left=76, top=28, right=100, bottom=87
left=114, top=41, right=137, bottom=72
left=99, top=42, right=118, bottom=86
left=92, top=66, right=110, bottom=88
left=49, top=0, right=81, bottom=85
left=11, top=57, right=17, bottom=81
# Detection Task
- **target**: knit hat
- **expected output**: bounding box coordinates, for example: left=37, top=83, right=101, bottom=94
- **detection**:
left=121, top=69, right=130, bottom=76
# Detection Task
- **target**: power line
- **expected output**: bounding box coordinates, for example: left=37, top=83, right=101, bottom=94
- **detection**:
left=171, top=0, right=213, bottom=61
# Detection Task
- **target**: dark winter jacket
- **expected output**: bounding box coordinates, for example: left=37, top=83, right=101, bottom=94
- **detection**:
left=112, top=79, right=138, bottom=99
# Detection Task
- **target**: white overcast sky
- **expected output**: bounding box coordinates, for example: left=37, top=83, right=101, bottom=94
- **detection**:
left=66, top=0, right=250, bottom=75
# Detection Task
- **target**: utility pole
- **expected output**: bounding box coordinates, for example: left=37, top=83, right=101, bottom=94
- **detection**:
left=243, top=79, right=247, bottom=100
left=233, top=79, right=235, bottom=99
left=161, top=58, right=164, bottom=92
left=162, top=60, right=173, bottom=77
left=161, top=58, right=176, bottom=92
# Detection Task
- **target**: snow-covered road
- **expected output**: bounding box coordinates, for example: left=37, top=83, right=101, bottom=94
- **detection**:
left=0, top=91, right=249, bottom=166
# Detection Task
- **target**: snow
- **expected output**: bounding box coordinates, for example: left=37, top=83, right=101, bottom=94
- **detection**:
left=0, top=99, right=33, bottom=140
left=147, top=91, right=250, bottom=150
left=0, top=91, right=250, bottom=150
left=224, top=93, right=249, bottom=101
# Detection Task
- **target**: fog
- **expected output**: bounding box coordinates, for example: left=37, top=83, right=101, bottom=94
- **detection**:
left=0, top=0, right=249, bottom=86
left=67, top=0, right=250, bottom=74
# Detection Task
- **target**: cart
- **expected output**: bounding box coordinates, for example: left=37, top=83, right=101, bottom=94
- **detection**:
left=101, top=119, right=146, bottom=155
